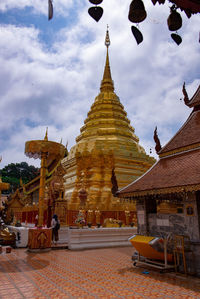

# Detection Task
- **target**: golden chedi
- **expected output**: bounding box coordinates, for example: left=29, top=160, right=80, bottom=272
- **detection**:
left=62, top=29, right=155, bottom=212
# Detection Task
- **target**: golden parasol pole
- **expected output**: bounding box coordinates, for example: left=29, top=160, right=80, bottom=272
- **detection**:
left=38, top=152, right=48, bottom=227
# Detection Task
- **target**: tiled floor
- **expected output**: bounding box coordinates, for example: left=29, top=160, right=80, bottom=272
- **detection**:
left=0, top=246, right=200, bottom=298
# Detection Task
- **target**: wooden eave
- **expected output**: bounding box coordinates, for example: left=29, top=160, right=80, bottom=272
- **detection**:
left=119, top=183, right=200, bottom=199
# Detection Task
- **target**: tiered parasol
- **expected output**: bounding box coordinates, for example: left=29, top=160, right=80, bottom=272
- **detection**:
left=25, top=130, right=66, bottom=227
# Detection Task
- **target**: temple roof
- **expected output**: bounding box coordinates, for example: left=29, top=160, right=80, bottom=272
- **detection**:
left=118, top=83, right=200, bottom=197
left=159, top=84, right=200, bottom=156
left=152, top=0, right=200, bottom=16
left=118, top=148, right=200, bottom=197
left=159, top=108, right=200, bottom=155
left=186, top=85, right=200, bottom=108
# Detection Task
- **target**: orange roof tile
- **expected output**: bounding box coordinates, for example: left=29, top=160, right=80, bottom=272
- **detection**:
left=159, top=110, right=200, bottom=154
left=118, top=84, right=200, bottom=197
left=152, top=0, right=200, bottom=15
left=118, top=149, right=200, bottom=196
left=159, top=85, right=200, bottom=155
left=187, top=85, right=200, bottom=107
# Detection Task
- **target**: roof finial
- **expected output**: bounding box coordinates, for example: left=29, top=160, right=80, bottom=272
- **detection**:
left=44, top=127, right=48, bottom=141
left=154, top=126, right=162, bottom=154
left=182, top=82, right=190, bottom=106
left=105, top=25, right=110, bottom=48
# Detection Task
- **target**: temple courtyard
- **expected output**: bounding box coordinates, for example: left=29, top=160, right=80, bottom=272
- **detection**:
left=0, top=246, right=199, bottom=298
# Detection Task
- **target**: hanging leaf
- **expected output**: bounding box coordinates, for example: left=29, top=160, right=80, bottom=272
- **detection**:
left=89, top=0, right=103, bottom=4
left=48, top=0, right=53, bottom=21
left=88, top=6, right=103, bottom=22
left=171, top=33, right=182, bottom=45
left=131, top=26, right=143, bottom=44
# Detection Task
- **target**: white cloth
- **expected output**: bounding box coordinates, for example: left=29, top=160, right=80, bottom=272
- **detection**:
left=51, top=218, right=56, bottom=228
left=51, top=218, right=60, bottom=228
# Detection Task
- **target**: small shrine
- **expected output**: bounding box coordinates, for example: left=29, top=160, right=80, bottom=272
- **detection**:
left=118, top=83, right=200, bottom=276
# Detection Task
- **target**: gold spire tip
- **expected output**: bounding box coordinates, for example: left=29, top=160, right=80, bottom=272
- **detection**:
left=105, top=25, right=110, bottom=48
left=44, top=127, right=48, bottom=141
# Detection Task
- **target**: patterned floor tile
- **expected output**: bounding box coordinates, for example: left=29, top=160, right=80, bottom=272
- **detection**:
left=0, top=247, right=200, bottom=298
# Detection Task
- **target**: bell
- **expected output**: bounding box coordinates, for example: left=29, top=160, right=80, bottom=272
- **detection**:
left=171, top=33, right=182, bottom=45
left=48, top=0, right=53, bottom=21
left=167, top=8, right=182, bottom=31
left=88, top=6, right=103, bottom=22
left=128, top=0, right=147, bottom=23
left=89, top=0, right=103, bottom=4
left=131, top=26, right=143, bottom=45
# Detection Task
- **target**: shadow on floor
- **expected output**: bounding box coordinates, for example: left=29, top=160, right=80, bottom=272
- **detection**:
left=0, top=258, right=50, bottom=273
left=117, top=265, right=200, bottom=293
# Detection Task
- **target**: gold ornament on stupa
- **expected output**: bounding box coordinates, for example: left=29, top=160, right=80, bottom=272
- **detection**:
left=62, top=28, right=155, bottom=213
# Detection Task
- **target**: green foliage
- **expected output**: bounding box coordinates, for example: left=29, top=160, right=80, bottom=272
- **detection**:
left=0, top=162, right=39, bottom=193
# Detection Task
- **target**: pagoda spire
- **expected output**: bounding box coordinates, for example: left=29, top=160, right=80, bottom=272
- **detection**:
left=100, top=26, right=114, bottom=93
left=44, top=127, right=48, bottom=141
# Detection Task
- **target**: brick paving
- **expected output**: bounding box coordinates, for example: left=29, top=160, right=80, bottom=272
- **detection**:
left=0, top=246, right=200, bottom=298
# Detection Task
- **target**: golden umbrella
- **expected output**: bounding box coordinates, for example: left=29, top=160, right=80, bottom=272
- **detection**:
left=25, top=129, right=66, bottom=227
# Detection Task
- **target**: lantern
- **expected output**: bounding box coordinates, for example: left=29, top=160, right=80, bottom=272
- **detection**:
left=128, top=0, right=147, bottom=23
left=167, top=6, right=182, bottom=31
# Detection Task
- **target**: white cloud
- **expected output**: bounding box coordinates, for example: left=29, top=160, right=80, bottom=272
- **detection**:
left=0, top=1, right=199, bottom=168
left=0, top=0, right=75, bottom=16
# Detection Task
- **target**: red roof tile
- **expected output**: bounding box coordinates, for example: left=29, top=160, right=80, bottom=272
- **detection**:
left=160, top=85, right=200, bottom=155
left=188, top=85, right=200, bottom=107
left=118, top=84, right=200, bottom=197
left=159, top=110, right=200, bottom=154
left=152, top=0, right=200, bottom=14
left=118, top=149, right=200, bottom=196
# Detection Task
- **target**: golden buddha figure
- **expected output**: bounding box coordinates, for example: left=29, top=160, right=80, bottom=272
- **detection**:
left=87, top=209, right=94, bottom=228
left=131, top=214, right=137, bottom=227
left=95, top=207, right=101, bottom=228
left=125, top=207, right=130, bottom=226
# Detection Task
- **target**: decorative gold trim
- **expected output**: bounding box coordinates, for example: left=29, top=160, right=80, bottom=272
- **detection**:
left=118, top=183, right=200, bottom=198
left=26, top=176, right=52, bottom=194
left=159, top=143, right=200, bottom=158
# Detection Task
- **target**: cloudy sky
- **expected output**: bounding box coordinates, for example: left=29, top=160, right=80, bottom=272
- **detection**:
left=0, top=0, right=199, bottom=168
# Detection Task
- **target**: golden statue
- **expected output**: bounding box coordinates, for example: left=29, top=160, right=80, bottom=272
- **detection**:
left=87, top=209, right=93, bottom=227
left=125, top=207, right=130, bottom=226
left=95, top=207, right=101, bottom=227
left=131, top=214, right=137, bottom=227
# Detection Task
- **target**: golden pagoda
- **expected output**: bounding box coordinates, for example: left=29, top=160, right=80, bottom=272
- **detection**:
left=62, top=29, right=155, bottom=214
